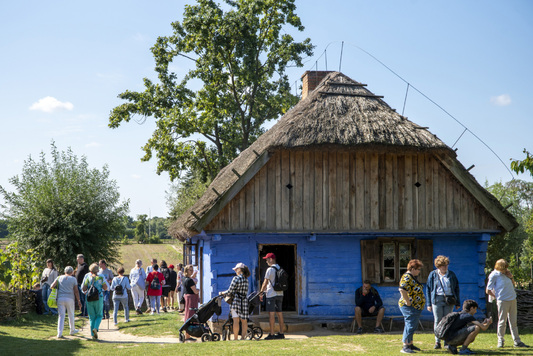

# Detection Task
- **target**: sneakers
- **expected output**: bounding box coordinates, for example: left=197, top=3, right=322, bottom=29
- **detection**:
left=514, top=342, right=529, bottom=347
left=409, top=344, right=421, bottom=351
left=355, top=327, right=364, bottom=334
left=373, top=326, right=384, bottom=333
left=163, top=307, right=168, bottom=312
left=458, top=347, right=475, bottom=355
left=434, top=342, right=442, bottom=349
left=92, top=328, right=98, bottom=340
left=69, top=329, right=79, bottom=336
left=56, top=335, right=64, bottom=339
left=445, top=345, right=458, bottom=354
left=136, top=308, right=142, bottom=315
left=400, top=345, right=415, bottom=354
left=275, top=333, right=285, bottom=339
left=150, top=311, right=155, bottom=315
left=497, top=340, right=504, bottom=348
left=114, top=323, right=118, bottom=327
left=264, top=334, right=277, bottom=340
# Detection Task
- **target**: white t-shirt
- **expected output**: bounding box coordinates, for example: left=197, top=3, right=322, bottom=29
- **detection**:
left=264, top=264, right=284, bottom=298
left=55, top=275, right=78, bottom=301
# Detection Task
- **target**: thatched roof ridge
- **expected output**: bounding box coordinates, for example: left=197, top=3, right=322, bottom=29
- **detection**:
left=169, top=72, right=516, bottom=240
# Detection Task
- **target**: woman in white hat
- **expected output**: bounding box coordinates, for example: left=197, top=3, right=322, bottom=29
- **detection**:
left=223, top=262, right=251, bottom=340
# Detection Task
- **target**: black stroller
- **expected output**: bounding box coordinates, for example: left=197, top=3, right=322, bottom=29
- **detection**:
left=178, top=295, right=223, bottom=342
left=221, top=291, right=264, bottom=340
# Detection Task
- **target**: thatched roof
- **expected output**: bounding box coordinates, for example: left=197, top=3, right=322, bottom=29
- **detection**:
left=169, top=72, right=517, bottom=240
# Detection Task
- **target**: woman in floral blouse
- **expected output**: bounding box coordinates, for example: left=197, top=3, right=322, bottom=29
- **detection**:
left=398, top=259, right=426, bottom=354
left=223, top=262, right=250, bottom=340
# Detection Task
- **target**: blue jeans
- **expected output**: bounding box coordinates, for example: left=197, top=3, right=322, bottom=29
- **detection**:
left=42, top=283, right=58, bottom=315
left=149, top=295, right=161, bottom=313
left=113, top=298, right=130, bottom=324
left=400, top=305, right=422, bottom=344
left=102, top=290, right=110, bottom=317
left=78, top=285, right=87, bottom=316
left=432, top=295, right=454, bottom=343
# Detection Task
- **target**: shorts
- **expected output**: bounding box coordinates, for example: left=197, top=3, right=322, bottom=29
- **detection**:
left=361, top=306, right=385, bottom=317
left=446, top=325, right=476, bottom=346
left=266, top=296, right=283, bottom=312
left=162, top=286, right=171, bottom=297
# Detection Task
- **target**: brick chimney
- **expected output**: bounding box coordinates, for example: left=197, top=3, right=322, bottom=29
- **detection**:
left=301, top=71, right=334, bottom=99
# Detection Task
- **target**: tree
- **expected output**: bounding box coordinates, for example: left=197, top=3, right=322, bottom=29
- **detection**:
left=511, top=149, right=533, bottom=178
left=166, top=171, right=211, bottom=220
left=135, top=214, right=148, bottom=243
left=485, top=179, right=533, bottom=284
left=0, top=143, right=129, bottom=268
left=109, top=0, right=313, bottom=181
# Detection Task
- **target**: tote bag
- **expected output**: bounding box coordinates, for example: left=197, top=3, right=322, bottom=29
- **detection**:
left=47, top=285, right=58, bottom=308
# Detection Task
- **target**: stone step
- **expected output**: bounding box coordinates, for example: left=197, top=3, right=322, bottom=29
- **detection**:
left=258, top=321, right=314, bottom=333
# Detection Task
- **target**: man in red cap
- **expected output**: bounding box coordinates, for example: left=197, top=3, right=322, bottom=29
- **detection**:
left=260, top=252, right=285, bottom=339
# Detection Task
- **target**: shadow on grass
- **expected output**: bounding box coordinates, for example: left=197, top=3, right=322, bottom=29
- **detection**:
left=0, top=335, right=86, bottom=355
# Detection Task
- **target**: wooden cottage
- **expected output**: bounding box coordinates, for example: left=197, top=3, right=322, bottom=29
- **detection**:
left=169, top=71, right=517, bottom=318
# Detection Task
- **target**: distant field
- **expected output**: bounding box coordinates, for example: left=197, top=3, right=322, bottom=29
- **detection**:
left=112, top=241, right=184, bottom=272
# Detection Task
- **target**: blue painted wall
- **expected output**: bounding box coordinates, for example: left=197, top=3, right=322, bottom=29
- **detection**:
left=192, top=232, right=491, bottom=320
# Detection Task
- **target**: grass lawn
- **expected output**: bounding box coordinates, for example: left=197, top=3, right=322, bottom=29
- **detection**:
left=2, top=312, right=533, bottom=355
left=112, top=242, right=183, bottom=272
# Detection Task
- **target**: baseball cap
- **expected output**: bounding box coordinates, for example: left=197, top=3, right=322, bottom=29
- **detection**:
left=232, top=262, right=246, bottom=271
left=263, top=253, right=276, bottom=260
left=169, top=264, right=175, bottom=269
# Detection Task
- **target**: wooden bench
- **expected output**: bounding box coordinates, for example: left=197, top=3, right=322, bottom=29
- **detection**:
left=385, top=315, right=424, bottom=332
left=350, top=315, right=424, bottom=333
left=350, top=316, right=385, bottom=333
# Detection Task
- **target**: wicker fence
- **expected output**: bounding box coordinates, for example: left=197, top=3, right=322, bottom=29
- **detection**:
left=516, top=289, right=533, bottom=328
left=0, top=290, right=36, bottom=321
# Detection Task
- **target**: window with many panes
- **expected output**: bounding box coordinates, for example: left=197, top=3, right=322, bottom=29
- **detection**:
left=361, top=238, right=432, bottom=285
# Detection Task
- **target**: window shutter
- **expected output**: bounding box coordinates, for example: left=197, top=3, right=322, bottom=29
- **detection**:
left=416, top=239, right=433, bottom=283
left=361, top=239, right=380, bottom=284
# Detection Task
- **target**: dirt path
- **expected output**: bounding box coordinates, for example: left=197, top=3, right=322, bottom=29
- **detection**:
left=77, top=317, right=181, bottom=344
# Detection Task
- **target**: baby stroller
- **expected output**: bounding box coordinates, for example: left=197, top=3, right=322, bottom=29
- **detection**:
left=179, top=295, right=223, bottom=342
left=221, top=291, right=264, bottom=340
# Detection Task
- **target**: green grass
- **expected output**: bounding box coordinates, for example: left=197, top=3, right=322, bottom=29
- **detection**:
left=111, top=242, right=183, bottom=273
left=2, top=312, right=533, bottom=355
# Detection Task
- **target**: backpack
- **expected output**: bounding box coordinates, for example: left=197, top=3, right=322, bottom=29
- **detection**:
left=434, top=312, right=461, bottom=339
left=114, top=277, right=124, bottom=296
left=150, top=273, right=161, bottom=290
left=86, top=278, right=100, bottom=302
left=161, top=268, right=170, bottom=285
left=272, top=266, right=289, bottom=291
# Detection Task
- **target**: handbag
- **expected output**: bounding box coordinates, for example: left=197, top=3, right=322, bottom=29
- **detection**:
left=437, top=274, right=457, bottom=306
left=224, top=292, right=234, bottom=305
left=47, top=286, right=58, bottom=308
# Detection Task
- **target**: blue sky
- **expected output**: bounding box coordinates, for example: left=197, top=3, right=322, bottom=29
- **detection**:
left=1, top=0, right=531, bottom=218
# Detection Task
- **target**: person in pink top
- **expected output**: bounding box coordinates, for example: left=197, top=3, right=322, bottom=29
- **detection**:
left=146, top=264, right=165, bottom=315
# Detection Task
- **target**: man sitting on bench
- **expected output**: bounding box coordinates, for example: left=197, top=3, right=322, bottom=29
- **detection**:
left=354, top=280, right=385, bottom=334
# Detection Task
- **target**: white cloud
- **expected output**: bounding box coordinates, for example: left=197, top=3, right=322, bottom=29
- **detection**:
left=490, top=94, right=511, bottom=106
left=85, top=142, right=102, bottom=148
left=29, top=96, right=74, bottom=113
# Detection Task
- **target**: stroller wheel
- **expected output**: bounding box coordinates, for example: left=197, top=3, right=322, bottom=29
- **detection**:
left=253, top=326, right=263, bottom=340
left=212, top=333, right=221, bottom=341
left=179, top=332, right=185, bottom=343
left=201, top=333, right=212, bottom=342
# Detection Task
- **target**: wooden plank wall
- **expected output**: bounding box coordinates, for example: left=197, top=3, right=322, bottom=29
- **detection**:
left=205, top=150, right=499, bottom=232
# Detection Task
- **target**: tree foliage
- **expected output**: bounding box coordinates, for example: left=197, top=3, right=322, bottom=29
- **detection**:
left=166, top=171, right=211, bottom=220
left=0, top=242, right=42, bottom=291
left=0, top=143, right=129, bottom=268
left=485, top=179, right=533, bottom=284
left=109, top=0, right=313, bottom=181
left=511, top=149, right=533, bottom=178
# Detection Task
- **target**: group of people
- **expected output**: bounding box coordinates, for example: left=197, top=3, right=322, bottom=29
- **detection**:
left=214, top=252, right=285, bottom=342
left=353, top=256, right=528, bottom=354
left=39, top=254, right=198, bottom=340
left=398, top=256, right=528, bottom=354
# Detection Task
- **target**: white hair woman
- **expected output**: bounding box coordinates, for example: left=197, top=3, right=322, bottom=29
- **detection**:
left=50, top=266, right=81, bottom=338
left=129, top=259, right=146, bottom=314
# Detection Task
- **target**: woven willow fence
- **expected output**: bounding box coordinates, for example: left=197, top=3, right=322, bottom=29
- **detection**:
left=0, top=290, right=36, bottom=321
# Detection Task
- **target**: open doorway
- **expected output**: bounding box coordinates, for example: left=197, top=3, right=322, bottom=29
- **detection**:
left=258, top=244, right=296, bottom=312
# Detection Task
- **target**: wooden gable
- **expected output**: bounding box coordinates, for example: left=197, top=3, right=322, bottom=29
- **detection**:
left=204, top=150, right=501, bottom=233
